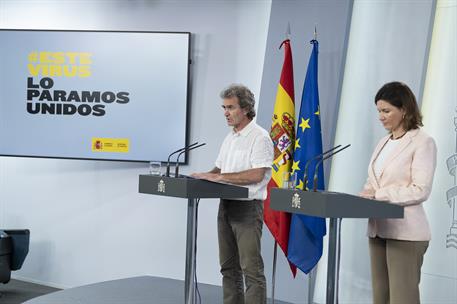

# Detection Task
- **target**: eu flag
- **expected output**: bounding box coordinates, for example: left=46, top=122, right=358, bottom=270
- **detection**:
left=287, top=39, right=326, bottom=274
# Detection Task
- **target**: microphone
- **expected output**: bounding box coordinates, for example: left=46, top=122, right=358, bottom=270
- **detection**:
left=302, top=145, right=342, bottom=191
left=165, top=142, right=199, bottom=177
left=312, top=144, right=351, bottom=191
left=175, top=143, right=206, bottom=177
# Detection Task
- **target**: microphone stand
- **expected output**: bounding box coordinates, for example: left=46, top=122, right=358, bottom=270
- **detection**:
left=175, top=143, right=206, bottom=177
left=312, top=144, right=350, bottom=192
left=310, top=143, right=350, bottom=304
left=301, top=145, right=343, bottom=304
left=302, top=145, right=341, bottom=191
left=165, top=142, right=199, bottom=177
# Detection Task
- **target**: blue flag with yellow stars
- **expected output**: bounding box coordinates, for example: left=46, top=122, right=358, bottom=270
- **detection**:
left=287, top=39, right=326, bottom=274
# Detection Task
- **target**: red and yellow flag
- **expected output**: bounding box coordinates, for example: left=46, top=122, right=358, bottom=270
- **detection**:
left=263, top=39, right=296, bottom=276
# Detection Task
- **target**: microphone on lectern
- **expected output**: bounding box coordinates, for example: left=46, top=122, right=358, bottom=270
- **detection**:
left=165, top=142, right=199, bottom=177
left=302, top=145, right=342, bottom=191
left=312, top=144, right=351, bottom=192
left=175, top=143, right=206, bottom=177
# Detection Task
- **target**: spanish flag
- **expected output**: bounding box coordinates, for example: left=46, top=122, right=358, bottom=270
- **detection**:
left=263, top=38, right=296, bottom=276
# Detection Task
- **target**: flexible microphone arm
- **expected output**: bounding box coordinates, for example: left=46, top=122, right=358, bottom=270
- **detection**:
left=175, top=143, right=206, bottom=177
left=165, top=142, right=199, bottom=177
left=312, top=144, right=351, bottom=192
left=302, top=145, right=342, bottom=191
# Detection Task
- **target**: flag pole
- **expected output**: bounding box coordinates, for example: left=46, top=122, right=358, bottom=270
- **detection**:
left=307, top=29, right=317, bottom=304
left=271, top=241, right=278, bottom=304
left=270, top=22, right=292, bottom=304
left=308, top=263, right=317, bottom=303
left=306, top=26, right=318, bottom=304
left=305, top=145, right=316, bottom=304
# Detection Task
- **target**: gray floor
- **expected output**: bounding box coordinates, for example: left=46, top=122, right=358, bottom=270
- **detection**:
left=0, top=279, right=60, bottom=304
left=21, top=276, right=294, bottom=304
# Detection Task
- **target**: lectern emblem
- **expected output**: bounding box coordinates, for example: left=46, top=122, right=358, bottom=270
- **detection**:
left=291, top=192, right=301, bottom=209
left=157, top=180, right=166, bottom=193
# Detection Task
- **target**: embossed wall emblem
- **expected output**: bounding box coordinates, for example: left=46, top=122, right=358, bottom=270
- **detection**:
left=446, top=110, right=457, bottom=250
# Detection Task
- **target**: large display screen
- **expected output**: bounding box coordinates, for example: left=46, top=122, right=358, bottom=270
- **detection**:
left=0, top=30, right=190, bottom=162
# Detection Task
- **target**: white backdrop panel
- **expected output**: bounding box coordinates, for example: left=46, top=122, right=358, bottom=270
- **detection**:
left=314, top=0, right=435, bottom=303
left=421, top=0, right=457, bottom=302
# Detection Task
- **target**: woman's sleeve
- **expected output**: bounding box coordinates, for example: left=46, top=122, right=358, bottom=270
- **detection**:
left=359, top=176, right=376, bottom=199
left=374, top=136, right=437, bottom=206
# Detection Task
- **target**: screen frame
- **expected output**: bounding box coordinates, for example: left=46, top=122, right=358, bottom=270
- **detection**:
left=0, top=28, right=192, bottom=164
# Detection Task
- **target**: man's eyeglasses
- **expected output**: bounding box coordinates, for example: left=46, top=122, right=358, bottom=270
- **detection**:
left=221, top=105, right=240, bottom=111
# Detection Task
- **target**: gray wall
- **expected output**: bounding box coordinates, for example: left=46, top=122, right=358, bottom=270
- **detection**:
left=0, top=0, right=273, bottom=293
left=0, top=0, right=353, bottom=301
left=258, top=0, right=353, bottom=185
left=3, top=1, right=452, bottom=304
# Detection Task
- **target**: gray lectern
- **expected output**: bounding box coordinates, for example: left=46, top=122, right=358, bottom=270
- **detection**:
left=270, top=189, right=403, bottom=304
left=139, top=175, right=248, bottom=304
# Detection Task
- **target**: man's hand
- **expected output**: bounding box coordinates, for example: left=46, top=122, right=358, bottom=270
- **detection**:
left=192, top=167, right=268, bottom=185
left=191, top=172, right=222, bottom=182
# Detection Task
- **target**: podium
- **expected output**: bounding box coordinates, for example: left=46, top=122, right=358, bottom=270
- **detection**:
left=139, top=175, right=248, bottom=304
left=270, top=189, right=404, bottom=304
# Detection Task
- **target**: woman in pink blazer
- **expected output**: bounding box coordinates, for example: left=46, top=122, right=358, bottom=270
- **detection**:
left=360, top=82, right=437, bottom=304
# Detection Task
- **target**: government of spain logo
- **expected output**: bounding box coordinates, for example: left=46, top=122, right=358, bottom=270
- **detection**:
left=157, top=179, right=166, bottom=193
left=291, top=192, right=301, bottom=209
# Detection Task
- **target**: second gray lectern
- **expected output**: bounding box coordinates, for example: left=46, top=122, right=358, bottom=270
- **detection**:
left=270, top=189, right=403, bottom=304
left=139, top=175, right=248, bottom=304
